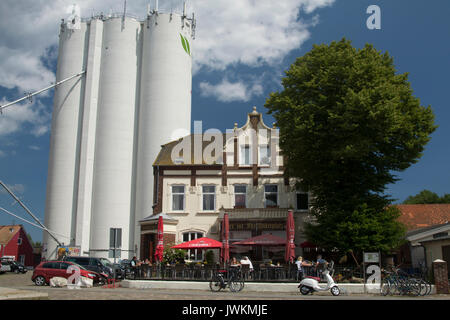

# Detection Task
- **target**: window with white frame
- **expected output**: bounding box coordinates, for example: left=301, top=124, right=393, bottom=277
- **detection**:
left=183, top=231, right=204, bottom=261
left=296, top=192, right=309, bottom=210
left=240, top=145, right=251, bottom=165
left=202, top=185, right=216, bottom=211
left=264, top=184, right=278, bottom=208
left=172, top=185, right=185, bottom=211
left=17, top=238, right=22, bottom=245
left=234, top=185, right=247, bottom=208
left=259, top=145, right=271, bottom=165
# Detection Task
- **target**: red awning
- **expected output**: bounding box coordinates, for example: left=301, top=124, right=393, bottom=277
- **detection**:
left=171, top=237, right=222, bottom=249
left=300, top=241, right=319, bottom=248
left=232, top=234, right=286, bottom=246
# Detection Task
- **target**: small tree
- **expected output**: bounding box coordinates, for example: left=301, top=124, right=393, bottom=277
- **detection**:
left=403, top=190, right=450, bottom=204
left=205, top=250, right=215, bottom=265
left=162, top=248, right=185, bottom=264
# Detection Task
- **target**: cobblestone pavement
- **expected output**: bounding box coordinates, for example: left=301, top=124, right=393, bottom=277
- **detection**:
left=1, top=272, right=449, bottom=300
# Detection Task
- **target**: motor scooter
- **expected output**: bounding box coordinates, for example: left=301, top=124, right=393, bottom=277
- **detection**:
left=298, top=261, right=340, bottom=296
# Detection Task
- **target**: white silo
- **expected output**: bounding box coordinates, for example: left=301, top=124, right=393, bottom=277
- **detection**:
left=43, top=23, right=88, bottom=259
left=89, top=17, right=142, bottom=258
left=44, top=6, right=195, bottom=260
left=134, top=11, right=193, bottom=247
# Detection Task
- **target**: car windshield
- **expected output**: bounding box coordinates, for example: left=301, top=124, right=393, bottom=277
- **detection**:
left=70, top=262, right=87, bottom=271
left=99, top=258, right=113, bottom=268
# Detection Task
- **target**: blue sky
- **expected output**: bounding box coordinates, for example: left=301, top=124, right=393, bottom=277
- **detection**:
left=1, top=0, right=449, bottom=243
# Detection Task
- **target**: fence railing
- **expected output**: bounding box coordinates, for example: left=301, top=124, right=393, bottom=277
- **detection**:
left=124, top=264, right=369, bottom=282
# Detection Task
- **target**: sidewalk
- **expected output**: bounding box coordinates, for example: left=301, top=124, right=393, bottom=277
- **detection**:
left=122, top=280, right=435, bottom=295
left=0, top=287, right=48, bottom=300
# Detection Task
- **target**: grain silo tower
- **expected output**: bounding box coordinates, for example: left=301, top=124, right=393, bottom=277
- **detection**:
left=134, top=8, right=194, bottom=253
left=43, top=4, right=194, bottom=260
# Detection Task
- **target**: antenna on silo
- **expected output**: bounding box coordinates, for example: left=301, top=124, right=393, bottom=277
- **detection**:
left=155, top=0, right=158, bottom=13
left=183, top=1, right=187, bottom=17
left=121, top=0, right=127, bottom=30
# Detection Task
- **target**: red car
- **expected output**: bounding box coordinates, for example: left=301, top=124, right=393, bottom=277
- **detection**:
left=32, top=260, right=103, bottom=286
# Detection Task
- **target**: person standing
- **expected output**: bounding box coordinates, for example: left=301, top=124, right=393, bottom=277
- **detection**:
left=295, top=256, right=311, bottom=280
left=130, top=256, right=138, bottom=279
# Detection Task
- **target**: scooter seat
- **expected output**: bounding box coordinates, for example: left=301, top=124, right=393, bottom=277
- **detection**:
left=306, top=276, right=321, bottom=281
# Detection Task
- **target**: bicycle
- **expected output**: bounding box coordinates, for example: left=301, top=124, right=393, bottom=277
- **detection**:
left=209, top=267, right=245, bottom=292
left=381, top=266, right=430, bottom=296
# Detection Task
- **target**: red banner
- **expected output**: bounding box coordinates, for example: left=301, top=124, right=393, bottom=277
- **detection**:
left=285, top=210, right=296, bottom=263
left=154, top=216, right=164, bottom=262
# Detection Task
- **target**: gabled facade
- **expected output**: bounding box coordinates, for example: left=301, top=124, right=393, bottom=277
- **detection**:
left=140, top=107, right=313, bottom=263
left=0, top=225, right=34, bottom=266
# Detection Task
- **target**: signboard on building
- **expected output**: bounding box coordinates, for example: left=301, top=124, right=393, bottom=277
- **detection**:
left=56, top=246, right=81, bottom=259
left=229, top=222, right=285, bottom=231
left=363, top=252, right=380, bottom=263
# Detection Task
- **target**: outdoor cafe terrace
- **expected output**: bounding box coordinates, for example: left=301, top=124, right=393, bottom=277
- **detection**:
left=126, top=262, right=367, bottom=283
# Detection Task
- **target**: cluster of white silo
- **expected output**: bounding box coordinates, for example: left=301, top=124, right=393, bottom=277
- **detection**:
left=43, top=7, right=194, bottom=259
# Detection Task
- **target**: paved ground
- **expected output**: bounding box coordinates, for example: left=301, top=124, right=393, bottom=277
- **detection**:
left=1, top=272, right=449, bottom=300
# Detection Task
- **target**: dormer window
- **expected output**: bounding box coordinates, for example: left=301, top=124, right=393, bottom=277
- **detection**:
left=259, top=145, right=271, bottom=165
left=240, top=145, right=251, bottom=165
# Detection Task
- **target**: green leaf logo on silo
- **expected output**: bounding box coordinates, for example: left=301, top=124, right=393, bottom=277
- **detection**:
left=180, top=33, right=191, bottom=56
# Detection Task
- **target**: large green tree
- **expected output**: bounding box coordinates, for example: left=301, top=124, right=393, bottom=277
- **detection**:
left=266, top=39, right=436, bottom=253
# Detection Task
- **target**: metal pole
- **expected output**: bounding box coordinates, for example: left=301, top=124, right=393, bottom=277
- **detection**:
left=0, top=180, right=62, bottom=246
left=0, top=71, right=85, bottom=113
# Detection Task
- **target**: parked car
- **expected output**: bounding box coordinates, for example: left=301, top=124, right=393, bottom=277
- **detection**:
left=63, top=256, right=124, bottom=280
left=0, top=260, right=11, bottom=273
left=119, top=259, right=132, bottom=276
left=2, top=260, right=27, bottom=274
left=31, top=260, right=101, bottom=286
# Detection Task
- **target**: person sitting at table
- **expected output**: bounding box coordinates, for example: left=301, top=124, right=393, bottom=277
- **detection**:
left=230, top=257, right=240, bottom=267
left=240, top=256, right=254, bottom=279
left=240, top=256, right=254, bottom=271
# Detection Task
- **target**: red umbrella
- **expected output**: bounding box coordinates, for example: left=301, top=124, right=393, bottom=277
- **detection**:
left=221, top=213, right=230, bottom=264
left=232, top=233, right=286, bottom=246
left=154, top=215, right=164, bottom=262
left=171, top=237, right=222, bottom=249
left=285, top=210, right=296, bottom=263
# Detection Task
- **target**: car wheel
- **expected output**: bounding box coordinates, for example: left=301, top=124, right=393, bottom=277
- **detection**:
left=34, top=276, right=46, bottom=286
left=14, top=269, right=20, bottom=274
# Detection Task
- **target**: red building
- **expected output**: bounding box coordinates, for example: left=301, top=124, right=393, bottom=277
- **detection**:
left=0, top=225, right=34, bottom=266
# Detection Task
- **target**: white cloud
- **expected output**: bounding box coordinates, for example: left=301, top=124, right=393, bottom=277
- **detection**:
left=0, top=98, right=51, bottom=137
left=199, top=79, right=263, bottom=102
left=0, top=183, right=25, bottom=195
left=191, top=0, right=334, bottom=72
left=29, top=145, right=41, bottom=151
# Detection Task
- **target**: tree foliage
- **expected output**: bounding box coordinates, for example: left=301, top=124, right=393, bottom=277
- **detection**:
left=305, top=204, right=406, bottom=253
left=265, top=39, right=436, bottom=253
left=403, top=190, right=450, bottom=204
